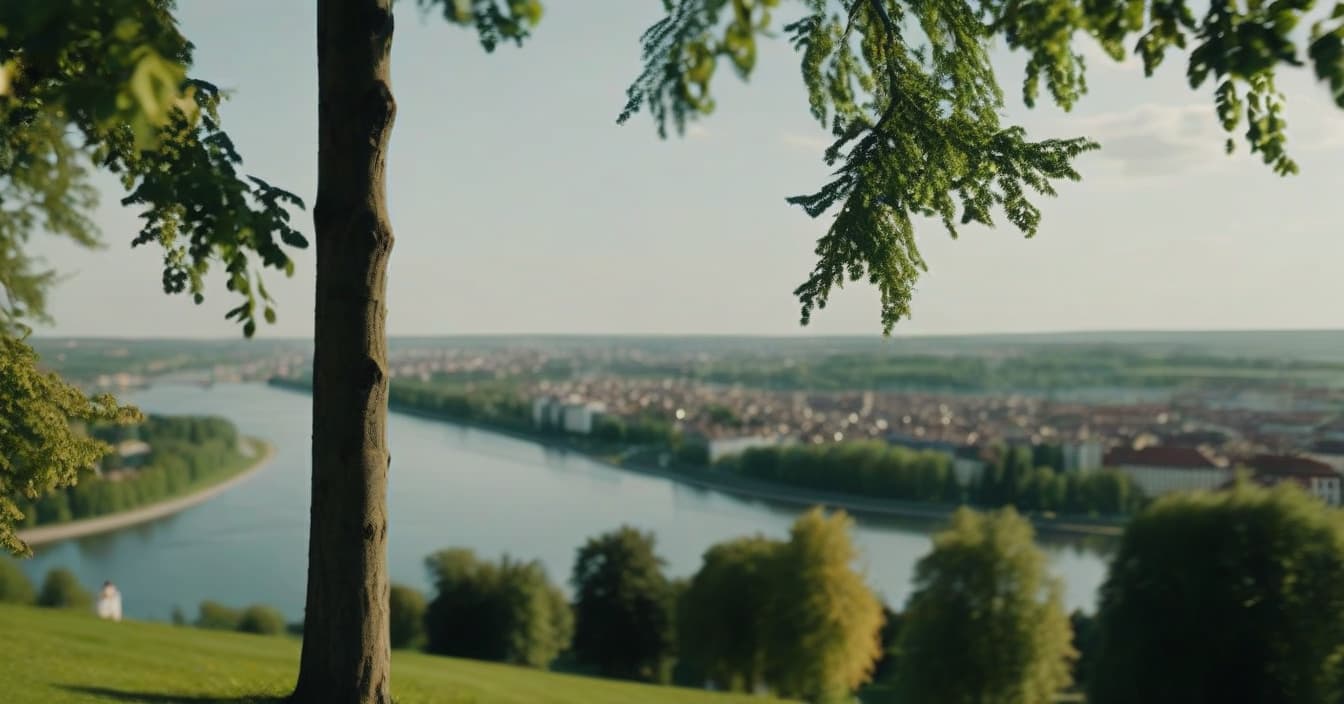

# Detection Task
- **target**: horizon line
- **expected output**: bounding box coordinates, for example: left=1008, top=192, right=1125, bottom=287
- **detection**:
left=27, top=326, right=1344, bottom=343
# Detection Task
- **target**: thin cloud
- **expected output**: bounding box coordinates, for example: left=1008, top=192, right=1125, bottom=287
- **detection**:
left=1077, top=103, right=1225, bottom=176
left=779, top=131, right=832, bottom=152
left=687, top=124, right=711, bottom=139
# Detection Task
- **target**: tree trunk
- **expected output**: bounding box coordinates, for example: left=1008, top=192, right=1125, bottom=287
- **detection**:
left=292, top=1, right=396, bottom=702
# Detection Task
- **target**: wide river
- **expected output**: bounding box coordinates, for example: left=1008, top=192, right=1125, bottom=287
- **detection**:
left=22, top=383, right=1113, bottom=621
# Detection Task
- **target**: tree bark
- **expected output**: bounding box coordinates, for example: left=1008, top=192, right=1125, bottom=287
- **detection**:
left=293, top=1, right=396, bottom=702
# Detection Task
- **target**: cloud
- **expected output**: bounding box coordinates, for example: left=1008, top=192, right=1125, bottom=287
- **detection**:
left=686, top=124, right=711, bottom=139
left=779, top=130, right=832, bottom=152
left=1075, top=103, right=1226, bottom=176
left=1075, top=40, right=1142, bottom=73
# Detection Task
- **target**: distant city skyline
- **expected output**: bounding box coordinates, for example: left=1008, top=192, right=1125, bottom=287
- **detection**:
left=28, top=1, right=1344, bottom=339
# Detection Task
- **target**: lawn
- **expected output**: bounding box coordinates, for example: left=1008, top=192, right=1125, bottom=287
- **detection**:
left=0, top=604, right=791, bottom=704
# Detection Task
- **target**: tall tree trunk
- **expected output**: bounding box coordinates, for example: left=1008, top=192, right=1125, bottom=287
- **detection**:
left=293, top=1, right=396, bottom=702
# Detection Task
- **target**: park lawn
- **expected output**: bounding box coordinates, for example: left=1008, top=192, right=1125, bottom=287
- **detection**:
left=0, top=604, right=791, bottom=704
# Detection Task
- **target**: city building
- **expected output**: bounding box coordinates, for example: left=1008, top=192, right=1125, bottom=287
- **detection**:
left=1061, top=440, right=1104, bottom=472
left=1105, top=446, right=1231, bottom=497
left=1244, top=454, right=1343, bottom=506
left=532, top=395, right=604, bottom=435
left=562, top=400, right=605, bottom=435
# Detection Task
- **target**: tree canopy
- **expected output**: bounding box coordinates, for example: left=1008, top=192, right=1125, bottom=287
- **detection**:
left=895, top=507, right=1074, bottom=704
left=570, top=526, right=676, bottom=682
left=766, top=508, right=885, bottom=703
left=423, top=547, right=572, bottom=669
left=1089, top=484, right=1344, bottom=704
left=678, top=535, right=780, bottom=692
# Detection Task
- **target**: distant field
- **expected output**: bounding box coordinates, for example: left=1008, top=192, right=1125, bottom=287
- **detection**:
left=0, top=605, right=790, bottom=704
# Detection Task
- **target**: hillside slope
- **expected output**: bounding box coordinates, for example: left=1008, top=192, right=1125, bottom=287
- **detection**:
left=0, top=605, right=788, bottom=704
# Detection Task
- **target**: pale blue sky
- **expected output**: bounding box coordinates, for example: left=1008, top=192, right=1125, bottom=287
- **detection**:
left=30, top=1, right=1344, bottom=338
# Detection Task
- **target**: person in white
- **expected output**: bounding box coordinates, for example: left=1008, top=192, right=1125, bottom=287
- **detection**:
left=96, top=580, right=122, bottom=622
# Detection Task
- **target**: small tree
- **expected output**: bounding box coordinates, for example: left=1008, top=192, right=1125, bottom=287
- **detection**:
left=195, top=600, right=241, bottom=631
left=237, top=604, right=286, bottom=636
left=767, top=508, right=885, bottom=704
left=0, top=557, right=34, bottom=604
left=388, top=583, right=427, bottom=650
left=1089, top=485, right=1344, bottom=704
left=571, top=526, right=674, bottom=682
left=678, top=535, right=781, bottom=692
left=36, top=568, right=91, bottom=610
left=896, top=507, right=1074, bottom=704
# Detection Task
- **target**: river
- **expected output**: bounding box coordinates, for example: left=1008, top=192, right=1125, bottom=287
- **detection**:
left=20, top=383, right=1113, bottom=621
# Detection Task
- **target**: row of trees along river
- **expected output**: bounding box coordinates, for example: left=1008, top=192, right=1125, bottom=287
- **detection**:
left=16, top=415, right=251, bottom=529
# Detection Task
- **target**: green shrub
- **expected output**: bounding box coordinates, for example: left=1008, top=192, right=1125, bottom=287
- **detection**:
left=36, top=568, right=91, bottom=610
left=389, top=583, right=427, bottom=649
left=0, top=558, right=35, bottom=604
left=196, top=600, right=241, bottom=630
left=236, top=604, right=286, bottom=636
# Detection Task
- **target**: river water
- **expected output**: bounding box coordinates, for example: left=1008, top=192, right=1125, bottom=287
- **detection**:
left=20, top=383, right=1112, bottom=621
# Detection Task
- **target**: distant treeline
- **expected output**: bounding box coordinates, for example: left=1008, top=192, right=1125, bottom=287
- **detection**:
left=15, top=415, right=248, bottom=528
left=540, top=348, right=1344, bottom=392
left=720, top=442, right=1146, bottom=517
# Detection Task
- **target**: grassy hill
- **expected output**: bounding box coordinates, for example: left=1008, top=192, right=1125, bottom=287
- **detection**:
left=0, top=604, right=789, bottom=704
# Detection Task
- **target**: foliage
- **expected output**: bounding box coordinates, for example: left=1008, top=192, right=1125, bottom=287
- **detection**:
left=1089, top=484, right=1344, bottom=704
left=417, top=0, right=544, bottom=52
left=1, top=338, right=140, bottom=555
left=678, top=535, right=780, bottom=692
left=1069, top=610, right=1098, bottom=692
left=724, top=440, right=1144, bottom=516
left=571, top=526, right=676, bottom=682
left=15, top=414, right=250, bottom=532
left=870, top=604, right=906, bottom=684
left=730, top=441, right=961, bottom=502
left=423, top=548, right=572, bottom=668
left=678, top=512, right=885, bottom=702
left=765, top=508, right=884, bottom=703
left=0, top=556, right=34, bottom=604
left=389, top=583, right=427, bottom=650
left=36, top=567, right=92, bottom=610
left=621, top=0, right=1344, bottom=332
left=236, top=604, right=286, bottom=636
left=895, top=507, right=1074, bottom=704
left=972, top=448, right=1146, bottom=516
left=0, top=0, right=308, bottom=339
left=0, top=603, right=791, bottom=704
left=195, top=600, right=241, bottom=631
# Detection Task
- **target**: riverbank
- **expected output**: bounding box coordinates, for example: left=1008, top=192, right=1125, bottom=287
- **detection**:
left=268, top=379, right=1124, bottom=539
left=16, top=437, right=277, bottom=548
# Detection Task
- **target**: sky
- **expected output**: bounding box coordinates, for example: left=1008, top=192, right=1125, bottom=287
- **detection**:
left=28, top=1, right=1344, bottom=339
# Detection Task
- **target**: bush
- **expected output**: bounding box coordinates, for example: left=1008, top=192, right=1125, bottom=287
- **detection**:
left=0, top=558, right=35, bottom=604
left=36, top=568, right=92, bottom=610
left=389, top=583, right=426, bottom=649
left=196, top=600, right=241, bottom=630
left=236, top=604, right=286, bottom=635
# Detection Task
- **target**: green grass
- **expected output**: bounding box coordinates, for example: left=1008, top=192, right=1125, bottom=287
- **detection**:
left=0, top=604, right=789, bottom=704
